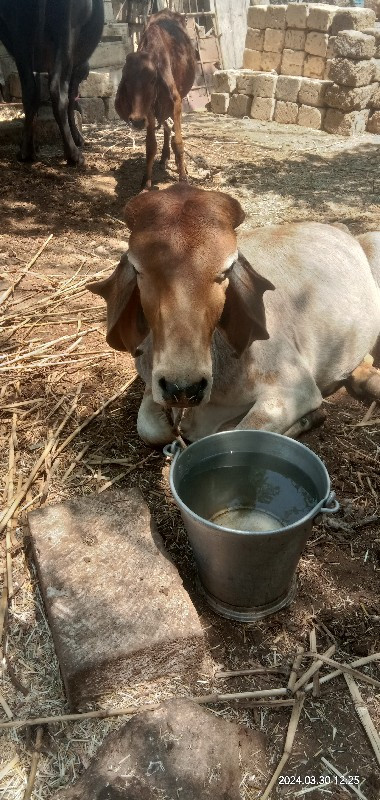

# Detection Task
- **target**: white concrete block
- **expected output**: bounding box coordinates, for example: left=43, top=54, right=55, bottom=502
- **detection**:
left=305, top=32, right=329, bottom=58
left=298, top=77, right=332, bottom=106
left=266, top=5, right=287, bottom=30
left=243, top=49, right=262, bottom=70
left=281, top=49, right=305, bottom=76
left=250, top=96, right=276, bottom=120
left=228, top=94, right=252, bottom=117
left=79, top=70, right=115, bottom=98
left=297, top=104, right=325, bottom=129
left=79, top=97, right=106, bottom=123
left=274, top=100, right=299, bottom=124
left=276, top=75, right=302, bottom=102
left=90, top=39, right=127, bottom=69
left=333, top=30, right=375, bottom=59
left=264, top=28, right=285, bottom=53
left=213, top=70, right=238, bottom=93
left=261, top=51, right=282, bottom=73
left=324, top=107, right=370, bottom=135
left=247, top=6, right=267, bottom=30
left=307, top=5, right=336, bottom=33
left=286, top=3, right=308, bottom=30
left=246, top=27, right=265, bottom=51
left=210, top=93, right=230, bottom=114
left=304, top=55, right=327, bottom=79
left=328, top=57, right=375, bottom=86
left=284, top=29, right=306, bottom=51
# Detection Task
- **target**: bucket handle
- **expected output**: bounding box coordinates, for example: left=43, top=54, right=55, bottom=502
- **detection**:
left=163, top=439, right=184, bottom=461
left=320, top=491, right=340, bottom=515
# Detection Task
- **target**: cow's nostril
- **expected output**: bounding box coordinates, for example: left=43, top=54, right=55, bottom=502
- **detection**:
left=129, top=117, right=146, bottom=130
left=158, top=377, right=168, bottom=392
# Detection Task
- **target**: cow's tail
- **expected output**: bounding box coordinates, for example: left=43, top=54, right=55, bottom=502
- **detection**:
left=35, top=0, right=47, bottom=63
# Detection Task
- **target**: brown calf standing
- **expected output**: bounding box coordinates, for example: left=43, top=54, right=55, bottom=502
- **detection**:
left=115, top=10, right=196, bottom=189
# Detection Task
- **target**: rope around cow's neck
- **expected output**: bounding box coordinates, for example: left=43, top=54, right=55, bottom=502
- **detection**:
left=165, top=408, right=187, bottom=449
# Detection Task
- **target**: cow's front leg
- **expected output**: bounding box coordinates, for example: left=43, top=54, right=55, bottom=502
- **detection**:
left=236, top=384, right=323, bottom=436
left=160, top=121, right=171, bottom=169
left=137, top=390, right=173, bottom=446
left=141, top=115, right=157, bottom=190
left=171, top=92, right=187, bottom=181
left=346, top=360, right=380, bottom=402
left=17, top=63, right=39, bottom=162
left=50, top=64, right=84, bottom=166
left=68, top=62, right=89, bottom=148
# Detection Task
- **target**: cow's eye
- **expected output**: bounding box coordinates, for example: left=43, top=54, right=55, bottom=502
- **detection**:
left=215, top=263, right=235, bottom=283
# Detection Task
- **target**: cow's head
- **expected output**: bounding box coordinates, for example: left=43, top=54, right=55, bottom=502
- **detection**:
left=88, top=185, right=274, bottom=408
left=115, top=52, right=157, bottom=130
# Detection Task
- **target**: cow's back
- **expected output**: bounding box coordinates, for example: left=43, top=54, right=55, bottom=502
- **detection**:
left=140, top=11, right=195, bottom=100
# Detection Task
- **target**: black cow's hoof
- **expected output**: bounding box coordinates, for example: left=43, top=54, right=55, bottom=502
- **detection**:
left=17, top=149, right=37, bottom=163
left=66, top=151, right=86, bottom=167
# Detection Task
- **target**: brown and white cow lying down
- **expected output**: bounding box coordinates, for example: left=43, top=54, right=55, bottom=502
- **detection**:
left=115, top=10, right=195, bottom=190
left=88, top=185, right=380, bottom=446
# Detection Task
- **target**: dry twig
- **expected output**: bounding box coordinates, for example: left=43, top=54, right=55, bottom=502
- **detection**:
left=344, top=673, right=380, bottom=767
left=23, top=726, right=44, bottom=800
left=260, top=694, right=305, bottom=800
left=305, top=652, right=380, bottom=690
left=0, top=234, right=53, bottom=308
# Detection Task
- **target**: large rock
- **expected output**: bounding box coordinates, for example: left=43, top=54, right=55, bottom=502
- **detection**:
left=29, top=489, right=205, bottom=709
left=325, top=81, right=375, bottom=110
left=52, top=700, right=267, bottom=800
left=331, top=8, right=376, bottom=35
left=328, top=57, right=375, bottom=87
left=324, top=107, right=370, bottom=135
left=333, top=30, right=375, bottom=59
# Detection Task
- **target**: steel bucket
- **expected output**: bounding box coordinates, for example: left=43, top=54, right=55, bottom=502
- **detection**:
left=165, top=430, right=339, bottom=621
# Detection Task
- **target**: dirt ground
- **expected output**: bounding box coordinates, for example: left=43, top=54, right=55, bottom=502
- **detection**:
left=0, top=112, right=380, bottom=799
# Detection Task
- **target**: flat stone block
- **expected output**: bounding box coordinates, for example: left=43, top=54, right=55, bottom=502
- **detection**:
left=103, top=96, right=119, bottom=121
left=236, top=70, right=259, bottom=95
left=276, top=74, right=302, bottom=102
left=253, top=72, right=278, bottom=98
left=261, top=51, right=282, bottom=72
left=331, top=8, right=376, bottom=35
left=324, top=107, right=370, bottom=134
left=213, top=69, right=238, bottom=93
left=299, top=77, right=332, bottom=106
left=373, top=58, right=380, bottom=81
left=90, top=39, right=127, bottom=69
left=364, top=0, right=380, bottom=21
left=307, top=5, right=336, bottom=33
left=334, top=30, right=375, bottom=59
left=328, top=57, right=375, bottom=86
left=284, top=29, right=306, bottom=51
left=304, top=54, right=327, bottom=79
left=228, top=93, right=252, bottom=117
left=281, top=48, right=305, bottom=76
left=367, top=110, right=380, bottom=132
left=286, top=3, right=308, bottom=29
left=52, top=700, right=267, bottom=800
left=79, top=97, right=106, bottom=123
left=264, top=28, right=285, bottom=52
left=274, top=99, right=299, bottom=124
left=246, top=27, right=265, bottom=51
left=211, top=92, right=230, bottom=114
left=243, top=49, right=262, bottom=70
left=297, top=104, right=325, bottom=129
left=29, top=489, right=205, bottom=709
left=266, top=4, right=287, bottom=30
left=305, top=32, right=329, bottom=58
left=327, top=36, right=337, bottom=58
left=250, top=95, right=276, bottom=120
left=79, top=70, right=115, bottom=98
left=247, top=5, right=267, bottom=29
left=371, top=84, right=380, bottom=107
left=325, top=81, right=375, bottom=110
left=363, top=27, right=380, bottom=57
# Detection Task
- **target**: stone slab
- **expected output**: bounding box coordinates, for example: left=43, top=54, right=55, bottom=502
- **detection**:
left=334, top=30, right=375, bottom=59
left=261, top=51, right=282, bottom=72
left=29, top=489, right=205, bottom=709
left=246, top=27, right=265, bottom=51
left=52, top=700, right=267, bottom=800
left=266, top=4, right=287, bottom=30
left=264, top=27, right=285, bottom=52
left=79, top=97, right=107, bottom=123
left=307, top=5, right=336, bottom=33
left=298, top=77, right=332, bottom=106
left=324, top=107, right=370, bottom=134
left=247, top=5, right=267, bottom=29
left=213, top=69, right=238, bottom=93
left=328, top=57, right=375, bottom=86
left=363, top=27, right=380, bottom=57
left=211, top=92, right=230, bottom=114
left=305, top=32, right=329, bottom=58
left=236, top=70, right=258, bottom=95
left=331, top=8, right=376, bottom=35
left=284, top=28, right=306, bottom=51
left=274, top=99, right=299, bottom=124
left=228, top=93, right=252, bottom=117
left=276, top=75, right=302, bottom=102
left=253, top=72, right=278, bottom=98
left=304, top=54, right=327, bottom=79
left=286, top=3, right=308, bottom=29
left=89, top=38, right=127, bottom=69
left=325, top=81, right=375, bottom=110
left=281, top=48, right=305, bottom=76
left=79, top=70, right=115, bottom=98
left=297, top=104, right=325, bottom=129
left=250, top=95, right=276, bottom=120
left=243, top=49, right=262, bottom=70
left=372, top=84, right=380, bottom=107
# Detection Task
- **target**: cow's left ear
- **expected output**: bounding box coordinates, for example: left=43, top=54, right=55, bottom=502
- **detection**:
left=87, top=253, right=149, bottom=355
left=218, top=252, right=275, bottom=356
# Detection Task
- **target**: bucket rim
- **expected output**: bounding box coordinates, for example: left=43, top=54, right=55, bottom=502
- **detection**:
left=168, top=429, right=332, bottom=536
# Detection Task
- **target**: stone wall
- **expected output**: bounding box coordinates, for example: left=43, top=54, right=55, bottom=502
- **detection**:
left=211, top=3, right=380, bottom=135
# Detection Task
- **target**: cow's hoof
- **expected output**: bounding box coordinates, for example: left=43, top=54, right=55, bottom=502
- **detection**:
left=17, top=148, right=37, bottom=163
left=179, top=174, right=188, bottom=182
left=67, top=151, right=85, bottom=167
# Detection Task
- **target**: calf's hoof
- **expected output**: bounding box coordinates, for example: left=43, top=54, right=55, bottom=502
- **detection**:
left=178, top=174, right=188, bottom=182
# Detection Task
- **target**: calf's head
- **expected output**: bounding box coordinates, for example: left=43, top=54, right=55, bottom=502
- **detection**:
left=88, top=185, right=274, bottom=408
left=115, top=52, right=157, bottom=130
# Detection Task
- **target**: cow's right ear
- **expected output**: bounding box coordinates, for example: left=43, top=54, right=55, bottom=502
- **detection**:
left=87, top=253, right=149, bottom=355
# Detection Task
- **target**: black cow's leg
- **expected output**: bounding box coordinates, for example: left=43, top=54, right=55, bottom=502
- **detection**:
left=49, top=53, right=84, bottom=166
left=160, top=122, right=171, bottom=168
left=68, top=62, right=89, bottom=148
left=17, top=63, right=39, bottom=162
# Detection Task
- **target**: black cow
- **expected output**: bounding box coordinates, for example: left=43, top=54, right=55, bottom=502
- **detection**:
left=0, top=0, right=104, bottom=164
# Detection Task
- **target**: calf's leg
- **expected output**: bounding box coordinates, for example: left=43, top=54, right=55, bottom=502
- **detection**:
left=171, top=92, right=187, bottom=181
left=141, top=115, right=157, bottom=190
left=160, top=122, right=171, bottom=168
